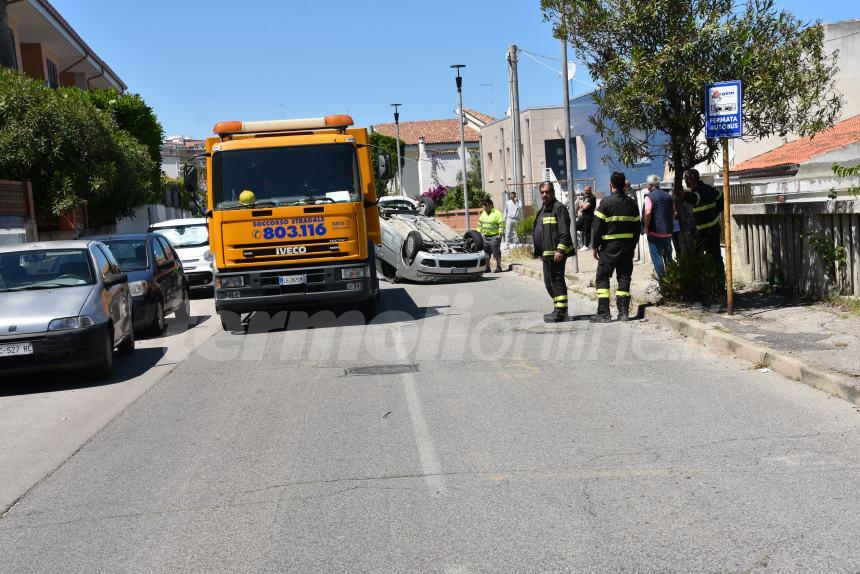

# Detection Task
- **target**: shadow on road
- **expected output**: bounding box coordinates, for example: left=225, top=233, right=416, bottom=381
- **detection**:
left=0, top=346, right=167, bottom=397
left=228, top=288, right=448, bottom=335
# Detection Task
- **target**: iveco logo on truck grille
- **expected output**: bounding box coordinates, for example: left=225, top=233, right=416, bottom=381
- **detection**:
left=276, top=246, right=308, bottom=255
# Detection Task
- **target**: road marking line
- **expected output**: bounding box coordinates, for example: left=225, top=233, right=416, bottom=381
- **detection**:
left=393, top=331, right=447, bottom=496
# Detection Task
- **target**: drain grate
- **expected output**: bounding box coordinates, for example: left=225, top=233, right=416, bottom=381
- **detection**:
left=345, top=364, right=419, bottom=376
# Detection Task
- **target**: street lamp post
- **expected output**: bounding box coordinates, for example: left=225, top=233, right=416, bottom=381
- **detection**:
left=390, top=103, right=402, bottom=196
left=451, top=64, right=470, bottom=230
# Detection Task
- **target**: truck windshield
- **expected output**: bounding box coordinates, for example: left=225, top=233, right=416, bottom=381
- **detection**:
left=212, top=143, right=361, bottom=209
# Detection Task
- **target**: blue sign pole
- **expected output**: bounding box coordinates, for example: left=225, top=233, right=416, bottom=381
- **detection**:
left=706, top=80, right=743, bottom=314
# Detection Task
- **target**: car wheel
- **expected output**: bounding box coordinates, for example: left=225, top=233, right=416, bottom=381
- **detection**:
left=117, top=326, right=135, bottom=356
left=417, top=196, right=436, bottom=217
left=403, top=231, right=424, bottom=265
left=464, top=230, right=484, bottom=253
left=147, top=299, right=166, bottom=336
left=175, top=287, right=191, bottom=322
left=93, top=328, right=114, bottom=380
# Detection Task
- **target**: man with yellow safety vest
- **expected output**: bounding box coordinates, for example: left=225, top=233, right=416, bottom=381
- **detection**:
left=590, top=172, right=640, bottom=323
left=680, top=168, right=724, bottom=271
left=533, top=182, right=573, bottom=322
left=478, top=198, right=505, bottom=273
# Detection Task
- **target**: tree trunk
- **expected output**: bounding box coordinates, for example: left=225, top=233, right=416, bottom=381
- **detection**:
left=0, top=0, right=15, bottom=70
left=672, top=150, right=692, bottom=255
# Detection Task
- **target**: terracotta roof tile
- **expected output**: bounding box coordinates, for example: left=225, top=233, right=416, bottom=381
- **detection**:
left=374, top=119, right=479, bottom=145
left=373, top=109, right=495, bottom=146
left=733, top=114, right=860, bottom=173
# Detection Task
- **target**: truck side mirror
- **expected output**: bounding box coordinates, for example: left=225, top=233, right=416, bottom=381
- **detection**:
left=184, top=164, right=198, bottom=195
left=378, top=154, right=392, bottom=181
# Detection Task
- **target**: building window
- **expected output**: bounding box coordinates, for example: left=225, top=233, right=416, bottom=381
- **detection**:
left=46, top=58, right=59, bottom=88
left=486, top=152, right=494, bottom=182
left=8, top=28, right=18, bottom=71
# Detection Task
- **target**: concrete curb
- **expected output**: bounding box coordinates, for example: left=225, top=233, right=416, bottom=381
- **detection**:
left=511, top=263, right=860, bottom=406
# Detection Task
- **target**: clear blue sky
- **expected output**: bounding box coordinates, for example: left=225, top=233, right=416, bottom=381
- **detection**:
left=52, top=0, right=856, bottom=139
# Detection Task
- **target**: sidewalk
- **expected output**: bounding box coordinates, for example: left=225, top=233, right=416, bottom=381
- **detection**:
left=503, top=248, right=860, bottom=404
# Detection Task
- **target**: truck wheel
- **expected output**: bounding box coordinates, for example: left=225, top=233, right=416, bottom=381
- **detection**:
left=464, top=230, right=484, bottom=253
left=360, top=297, right=377, bottom=321
left=219, top=310, right=242, bottom=332
left=417, top=196, right=436, bottom=217
left=403, top=231, right=424, bottom=264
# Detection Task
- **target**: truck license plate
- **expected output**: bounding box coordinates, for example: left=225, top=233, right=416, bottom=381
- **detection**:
left=0, top=342, right=34, bottom=357
left=278, top=275, right=305, bottom=286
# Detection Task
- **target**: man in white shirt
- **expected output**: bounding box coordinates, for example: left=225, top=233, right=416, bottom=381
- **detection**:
left=503, top=191, right=522, bottom=246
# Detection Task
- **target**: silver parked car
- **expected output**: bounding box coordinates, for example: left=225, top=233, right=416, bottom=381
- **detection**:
left=0, top=241, right=134, bottom=379
left=377, top=196, right=486, bottom=283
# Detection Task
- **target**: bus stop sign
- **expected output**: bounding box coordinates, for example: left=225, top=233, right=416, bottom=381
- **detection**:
left=706, top=81, right=743, bottom=139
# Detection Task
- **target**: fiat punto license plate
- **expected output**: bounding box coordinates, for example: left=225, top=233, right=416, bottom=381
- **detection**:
left=0, top=342, right=34, bottom=357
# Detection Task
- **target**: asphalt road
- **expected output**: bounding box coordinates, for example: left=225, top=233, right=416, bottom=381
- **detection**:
left=1, top=272, right=859, bottom=573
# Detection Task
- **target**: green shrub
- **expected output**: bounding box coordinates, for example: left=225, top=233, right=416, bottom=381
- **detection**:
left=658, top=249, right=726, bottom=305
left=438, top=184, right=490, bottom=210
left=516, top=214, right=536, bottom=240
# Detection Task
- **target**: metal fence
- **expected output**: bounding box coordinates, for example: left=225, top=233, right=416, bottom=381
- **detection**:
left=731, top=201, right=860, bottom=298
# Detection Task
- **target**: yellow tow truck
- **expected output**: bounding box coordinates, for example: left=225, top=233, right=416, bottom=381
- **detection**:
left=184, top=114, right=390, bottom=331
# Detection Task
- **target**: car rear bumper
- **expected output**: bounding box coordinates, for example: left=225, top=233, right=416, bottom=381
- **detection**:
left=214, top=261, right=376, bottom=314
left=0, top=325, right=107, bottom=377
left=185, top=270, right=214, bottom=289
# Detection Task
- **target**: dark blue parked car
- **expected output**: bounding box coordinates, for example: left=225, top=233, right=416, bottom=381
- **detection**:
left=86, top=233, right=190, bottom=336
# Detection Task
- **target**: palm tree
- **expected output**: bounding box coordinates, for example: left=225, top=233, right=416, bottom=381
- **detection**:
left=0, top=0, right=16, bottom=70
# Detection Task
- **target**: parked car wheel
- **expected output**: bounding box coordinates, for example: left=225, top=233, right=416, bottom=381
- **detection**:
left=463, top=230, right=484, bottom=253
left=175, top=287, right=190, bottom=322
left=417, top=196, right=436, bottom=217
left=93, top=328, right=114, bottom=380
left=117, top=327, right=135, bottom=356
left=403, top=231, right=425, bottom=264
left=147, top=299, right=166, bottom=336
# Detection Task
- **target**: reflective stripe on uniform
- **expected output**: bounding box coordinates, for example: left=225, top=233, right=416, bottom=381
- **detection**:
left=542, top=250, right=556, bottom=256
left=602, top=233, right=635, bottom=240
left=542, top=216, right=557, bottom=224
left=692, top=201, right=716, bottom=213
left=554, top=301, right=568, bottom=308
left=603, top=215, right=640, bottom=222
left=556, top=243, right=573, bottom=253
left=616, top=290, right=630, bottom=297
left=594, top=211, right=606, bottom=220
left=697, top=214, right=722, bottom=230
left=553, top=295, right=568, bottom=302
left=596, top=288, right=610, bottom=298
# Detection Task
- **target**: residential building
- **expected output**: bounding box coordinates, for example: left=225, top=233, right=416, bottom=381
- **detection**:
left=372, top=109, right=495, bottom=198
left=1, top=0, right=126, bottom=243
left=730, top=114, right=860, bottom=202
left=705, top=19, right=860, bottom=182
left=5, top=0, right=125, bottom=92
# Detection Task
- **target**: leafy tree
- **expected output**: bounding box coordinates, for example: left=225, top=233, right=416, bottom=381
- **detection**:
left=541, top=0, right=842, bottom=249
left=0, top=0, right=14, bottom=70
left=84, top=89, right=164, bottom=199
left=368, top=131, right=406, bottom=197
left=0, top=68, right=156, bottom=226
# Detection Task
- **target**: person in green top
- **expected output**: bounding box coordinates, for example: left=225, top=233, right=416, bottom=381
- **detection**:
left=478, top=198, right=505, bottom=273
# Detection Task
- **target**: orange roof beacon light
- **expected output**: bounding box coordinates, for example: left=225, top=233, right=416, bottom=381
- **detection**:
left=213, top=115, right=354, bottom=136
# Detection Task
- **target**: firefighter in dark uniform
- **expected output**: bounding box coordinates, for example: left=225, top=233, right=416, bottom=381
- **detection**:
left=533, top=181, right=573, bottom=322
left=680, top=168, right=724, bottom=271
left=590, top=172, right=640, bottom=323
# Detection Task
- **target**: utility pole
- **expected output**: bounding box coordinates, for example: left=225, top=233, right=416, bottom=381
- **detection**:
left=451, top=64, right=470, bottom=230
left=507, top=45, right=524, bottom=205
left=561, top=34, right=579, bottom=272
left=391, top=103, right=402, bottom=196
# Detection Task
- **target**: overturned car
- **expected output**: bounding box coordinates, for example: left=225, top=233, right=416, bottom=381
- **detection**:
left=377, top=196, right=487, bottom=282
